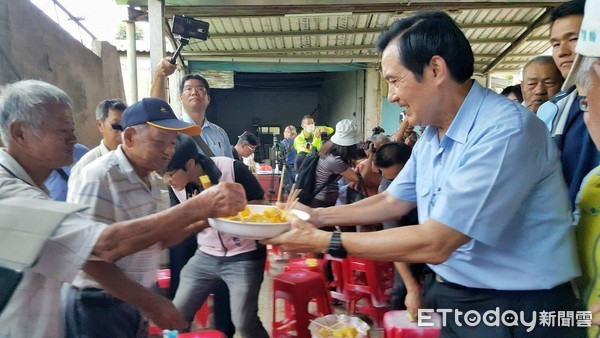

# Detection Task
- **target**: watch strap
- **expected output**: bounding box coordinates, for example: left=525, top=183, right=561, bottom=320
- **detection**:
left=328, top=231, right=347, bottom=258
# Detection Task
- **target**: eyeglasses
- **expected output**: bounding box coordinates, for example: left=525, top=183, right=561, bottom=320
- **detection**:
left=580, top=96, right=589, bottom=112
left=156, top=169, right=179, bottom=180
left=245, top=143, right=258, bottom=151
left=183, top=86, right=208, bottom=94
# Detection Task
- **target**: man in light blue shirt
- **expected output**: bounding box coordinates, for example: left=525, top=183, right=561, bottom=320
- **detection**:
left=267, top=10, right=583, bottom=337
left=151, top=61, right=235, bottom=337
left=152, top=63, right=232, bottom=158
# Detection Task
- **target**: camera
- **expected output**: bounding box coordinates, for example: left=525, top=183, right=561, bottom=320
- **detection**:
left=172, top=15, right=210, bottom=41
left=357, top=140, right=372, bottom=150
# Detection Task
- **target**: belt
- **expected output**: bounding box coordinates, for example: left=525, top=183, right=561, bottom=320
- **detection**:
left=435, top=274, right=574, bottom=293
left=435, top=274, right=468, bottom=289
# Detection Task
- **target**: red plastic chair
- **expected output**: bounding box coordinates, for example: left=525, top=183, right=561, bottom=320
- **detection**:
left=343, top=257, right=394, bottom=328
left=272, top=270, right=333, bottom=338
left=384, top=310, right=441, bottom=338
left=178, top=331, right=226, bottom=338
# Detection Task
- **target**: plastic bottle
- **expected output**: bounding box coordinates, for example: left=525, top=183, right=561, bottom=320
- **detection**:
left=162, top=329, right=178, bottom=338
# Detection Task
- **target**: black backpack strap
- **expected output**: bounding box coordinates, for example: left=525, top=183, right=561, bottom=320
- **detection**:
left=191, top=135, right=216, bottom=157
left=312, top=174, right=340, bottom=198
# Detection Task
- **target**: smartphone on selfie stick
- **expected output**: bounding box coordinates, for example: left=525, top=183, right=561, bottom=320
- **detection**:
left=169, top=15, right=210, bottom=65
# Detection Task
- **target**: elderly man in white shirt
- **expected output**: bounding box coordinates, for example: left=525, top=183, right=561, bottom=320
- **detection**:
left=0, top=80, right=247, bottom=337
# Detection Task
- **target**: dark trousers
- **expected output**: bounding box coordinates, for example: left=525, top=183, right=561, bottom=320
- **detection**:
left=428, top=279, right=586, bottom=338
left=390, top=266, right=434, bottom=310
left=64, top=287, right=145, bottom=338
left=169, top=235, right=235, bottom=337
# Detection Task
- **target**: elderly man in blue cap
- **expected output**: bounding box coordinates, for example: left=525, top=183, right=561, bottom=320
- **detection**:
left=64, top=98, right=206, bottom=337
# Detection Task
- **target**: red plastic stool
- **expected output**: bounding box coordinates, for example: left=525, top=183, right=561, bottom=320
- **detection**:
left=194, top=294, right=214, bottom=328
left=282, top=258, right=328, bottom=317
left=178, top=330, right=226, bottom=338
left=384, top=310, right=441, bottom=338
left=148, top=325, right=163, bottom=336
left=272, top=270, right=333, bottom=338
left=344, top=257, right=394, bottom=328
left=157, top=269, right=171, bottom=289
left=324, top=255, right=347, bottom=303
left=284, top=257, right=326, bottom=274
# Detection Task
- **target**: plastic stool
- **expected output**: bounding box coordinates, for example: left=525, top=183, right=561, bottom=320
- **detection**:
left=344, top=258, right=393, bottom=328
left=194, top=294, right=214, bottom=328
left=272, top=270, right=333, bottom=338
left=178, top=330, right=226, bottom=338
left=324, top=255, right=347, bottom=303
left=282, top=258, right=328, bottom=317
left=284, top=257, right=326, bottom=275
left=157, top=269, right=171, bottom=289
left=384, top=310, right=441, bottom=338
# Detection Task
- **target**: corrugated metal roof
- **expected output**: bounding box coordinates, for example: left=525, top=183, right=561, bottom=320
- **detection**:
left=118, top=0, right=565, bottom=75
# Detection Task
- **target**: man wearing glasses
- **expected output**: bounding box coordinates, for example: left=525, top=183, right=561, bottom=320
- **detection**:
left=151, top=60, right=233, bottom=159
left=70, top=99, right=127, bottom=180
left=151, top=59, right=237, bottom=337
left=232, top=131, right=259, bottom=160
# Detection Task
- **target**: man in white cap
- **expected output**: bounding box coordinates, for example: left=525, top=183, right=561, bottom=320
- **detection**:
left=64, top=97, right=229, bottom=337
left=0, top=81, right=246, bottom=337
left=562, top=0, right=600, bottom=333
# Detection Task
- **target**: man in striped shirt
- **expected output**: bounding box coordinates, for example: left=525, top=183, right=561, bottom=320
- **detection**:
left=65, top=97, right=213, bottom=337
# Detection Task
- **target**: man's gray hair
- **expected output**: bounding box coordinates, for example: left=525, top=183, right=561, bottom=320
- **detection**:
left=522, top=55, right=558, bottom=74
left=576, top=56, right=600, bottom=90
left=121, top=123, right=149, bottom=143
left=0, top=80, right=74, bottom=147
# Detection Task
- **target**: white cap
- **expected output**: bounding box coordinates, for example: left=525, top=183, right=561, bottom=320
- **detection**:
left=330, top=119, right=361, bottom=146
left=562, top=0, right=600, bottom=89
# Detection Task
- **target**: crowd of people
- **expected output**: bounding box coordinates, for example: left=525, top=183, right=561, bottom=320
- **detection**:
left=0, top=0, right=599, bottom=337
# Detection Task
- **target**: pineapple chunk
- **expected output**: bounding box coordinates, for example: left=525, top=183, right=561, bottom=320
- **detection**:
left=199, top=175, right=212, bottom=189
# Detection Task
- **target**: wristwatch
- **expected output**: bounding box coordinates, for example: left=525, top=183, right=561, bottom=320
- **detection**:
left=327, top=231, right=347, bottom=258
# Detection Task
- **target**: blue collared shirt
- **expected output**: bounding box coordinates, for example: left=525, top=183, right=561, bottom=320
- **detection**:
left=181, top=113, right=233, bottom=158
left=388, top=81, right=580, bottom=290
left=44, top=143, right=89, bottom=201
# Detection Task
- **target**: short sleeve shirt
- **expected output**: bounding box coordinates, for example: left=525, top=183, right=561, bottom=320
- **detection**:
left=387, top=82, right=580, bottom=290
left=0, top=149, right=105, bottom=337
left=314, top=154, right=349, bottom=203
left=67, top=146, right=164, bottom=289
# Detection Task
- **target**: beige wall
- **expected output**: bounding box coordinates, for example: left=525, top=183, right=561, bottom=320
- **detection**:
left=0, top=0, right=125, bottom=148
left=318, top=71, right=367, bottom=138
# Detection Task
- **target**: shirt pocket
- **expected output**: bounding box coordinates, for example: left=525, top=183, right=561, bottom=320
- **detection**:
left=415, top=177, right=432, bottom=220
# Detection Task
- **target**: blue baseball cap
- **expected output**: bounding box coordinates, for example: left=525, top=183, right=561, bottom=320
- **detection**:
left=115, top=97, right=201, bottom=136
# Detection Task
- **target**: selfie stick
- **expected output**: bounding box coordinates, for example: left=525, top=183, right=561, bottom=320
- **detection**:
left=169, top=37, right=190, bottom=65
